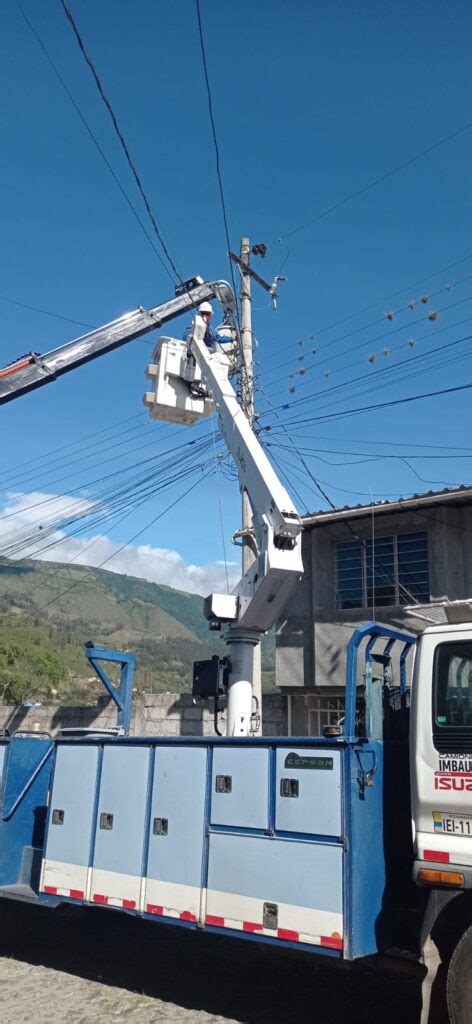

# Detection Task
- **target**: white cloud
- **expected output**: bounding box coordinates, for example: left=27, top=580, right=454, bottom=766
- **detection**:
left=0, top=491, right=240, bottom=596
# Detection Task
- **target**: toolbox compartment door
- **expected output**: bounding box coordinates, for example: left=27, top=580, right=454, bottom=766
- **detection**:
left=41, top=744, right=99, bottom=899
left=211, top=747, right=269, bottom=830
left=275, top=746, right=342, bottom=836
left=144, top=745, right=207, bottom=921
left=90, top=745, right=150, bottom=909
left=206, top=832, right=343, bottom=948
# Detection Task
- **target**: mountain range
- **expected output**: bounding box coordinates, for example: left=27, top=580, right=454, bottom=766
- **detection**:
left=0, top=558, right=274, bottom=703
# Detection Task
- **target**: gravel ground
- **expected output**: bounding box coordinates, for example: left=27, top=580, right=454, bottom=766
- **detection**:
left=0, top=901, right=424, bottom=1024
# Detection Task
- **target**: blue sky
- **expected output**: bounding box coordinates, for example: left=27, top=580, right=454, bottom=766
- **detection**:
left=1, top=0, right=472, bottom=593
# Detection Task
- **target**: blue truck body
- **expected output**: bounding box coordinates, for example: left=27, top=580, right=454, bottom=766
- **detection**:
left=0, top=624, right=416, bottom=962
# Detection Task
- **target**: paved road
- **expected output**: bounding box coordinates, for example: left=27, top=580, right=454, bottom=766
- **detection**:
left=0, top=901, right=423, bottom=1023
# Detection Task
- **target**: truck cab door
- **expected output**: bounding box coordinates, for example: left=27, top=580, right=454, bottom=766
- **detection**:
left=411, top=627, right=472, bottom=871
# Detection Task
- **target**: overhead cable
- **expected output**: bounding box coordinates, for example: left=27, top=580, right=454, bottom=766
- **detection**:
left=262, top=324, right=472, bottom=409
left=60, top=0, right=183, bottom=286
left=32, top=472, right=208, bottom=615
left=288, top=250, right=472, bottom=345
left=18, top=3, right=173, bottom=280
left=278, top=379, right=472, bottom=428
left=0, top=290, right=93, bottom=330
left=270, top=119, right=472, bottom=245
left=263, top=284, right=472, bottom=386
left=195, top=0, right=239, bottom=314
left=1, top=412, right=146, bottom=481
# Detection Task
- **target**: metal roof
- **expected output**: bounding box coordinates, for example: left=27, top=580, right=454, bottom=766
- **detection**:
left=302, top=484, right=472, bottom=527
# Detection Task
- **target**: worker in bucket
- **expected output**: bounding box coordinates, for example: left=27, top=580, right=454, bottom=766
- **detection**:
left=183, top=302, right=234, bottom=351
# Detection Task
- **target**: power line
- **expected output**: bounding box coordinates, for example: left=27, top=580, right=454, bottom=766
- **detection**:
left=257, top=382, right=335, bottom=510
left=32, top=472, right=208, bottom=615
left=278, top=378, right=472, bottom=429
left=194, top=0, right=239, bottom=313
left=263, top=283, right=472, bottom=386
left=3, top=445, right=216, bottom=564
left=0, top=431, right=215, bottom=527
left=270, top=440, right=472, bottom=463
left=266, top=250, right=472, bottom=369
left=278, top=432, right=472, bottom=454
left=1, top=412, right=145, bottom=479
left=18, top=2, right=173, bottom=280
left=270, top=118, right=472, bottom=245
left=261, top=423, right=418, bottom=602
left=269, top=441, right=455, bottom=489
left=262, top=274, right=464, bottom=378
left=262, top=324, right=472, bottom=412
left=60, top=0, right=183, bottom=286
left=0, top=291, right=93, bottom=329
left=276, top=336, right=472, bottom=426
left=0, top=433, right=220, bottom=562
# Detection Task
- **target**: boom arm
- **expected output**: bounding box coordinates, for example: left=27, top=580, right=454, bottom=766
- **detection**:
left=0, top=278, right=235, bottom=406
left=189, top=318, right=303, bottom=633
left=144, top=314, right=304, bottom=735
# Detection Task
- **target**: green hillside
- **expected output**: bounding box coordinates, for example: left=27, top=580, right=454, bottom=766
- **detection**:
left=0, top=558, right=275, bottom=703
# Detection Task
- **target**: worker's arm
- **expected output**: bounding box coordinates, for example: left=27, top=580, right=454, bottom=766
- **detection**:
left=211, top=329, right=234, bottom=346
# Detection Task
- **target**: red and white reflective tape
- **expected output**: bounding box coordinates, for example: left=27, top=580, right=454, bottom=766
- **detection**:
left=205, top=915, right=342, bottom=949
left=42, top=885, right=84, bottom=900
left=93, top=894, right=136, bottom=909
left=146, top=903, right=197, bottom=922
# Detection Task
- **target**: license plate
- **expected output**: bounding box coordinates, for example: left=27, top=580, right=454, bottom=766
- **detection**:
left=433, top=811, right=472, bottom=836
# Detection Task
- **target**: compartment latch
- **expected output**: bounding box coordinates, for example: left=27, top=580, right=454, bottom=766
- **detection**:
left=280, top=778, right=299, bottom=798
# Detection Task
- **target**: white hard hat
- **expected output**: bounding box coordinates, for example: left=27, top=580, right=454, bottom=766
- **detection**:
left=198, top=301, right=213, bottom=314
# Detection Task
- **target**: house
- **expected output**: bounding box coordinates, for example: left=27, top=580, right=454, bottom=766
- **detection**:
left=275, top=485, right=472, bottom=735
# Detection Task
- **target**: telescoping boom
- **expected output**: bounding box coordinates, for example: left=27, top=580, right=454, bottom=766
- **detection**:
left=0, top=277, right=229, bottom=405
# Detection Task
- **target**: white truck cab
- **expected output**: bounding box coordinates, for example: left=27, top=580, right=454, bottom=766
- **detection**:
left=411, top=622, right=472, bottom=879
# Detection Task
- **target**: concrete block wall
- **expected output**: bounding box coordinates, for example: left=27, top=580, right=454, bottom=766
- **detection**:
left=0, top=692, right=288, bottom=738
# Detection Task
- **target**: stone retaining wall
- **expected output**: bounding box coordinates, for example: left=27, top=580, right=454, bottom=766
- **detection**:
left=0, top=692, right=288, bottom=738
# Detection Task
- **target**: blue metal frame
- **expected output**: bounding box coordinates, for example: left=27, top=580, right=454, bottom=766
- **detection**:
left=84, top=642, right=135, bottom=735
left=344, top=621, right=416, bottom=740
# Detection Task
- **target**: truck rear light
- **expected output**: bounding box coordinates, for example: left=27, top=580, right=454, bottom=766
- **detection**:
left=418, top=868, right=464, bottom=887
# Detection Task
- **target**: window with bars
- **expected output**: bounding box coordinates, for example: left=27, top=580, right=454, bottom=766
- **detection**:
left=335, top=531, right=429, bottom=610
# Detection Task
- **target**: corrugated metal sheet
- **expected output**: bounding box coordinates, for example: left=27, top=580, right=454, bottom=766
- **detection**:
left=303, top=485, right=472, bottom=527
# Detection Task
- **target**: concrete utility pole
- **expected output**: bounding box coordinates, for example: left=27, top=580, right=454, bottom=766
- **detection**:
left=239, top=237, right=262, bottom=735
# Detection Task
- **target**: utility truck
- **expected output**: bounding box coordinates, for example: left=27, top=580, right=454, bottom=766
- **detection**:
left=1, top=282, right=472, bottom=1023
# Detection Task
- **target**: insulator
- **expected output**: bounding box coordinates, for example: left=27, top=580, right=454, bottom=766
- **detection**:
left=408, top=338, right=416, bottom=346
left=428, top=311, right=438, bottom=321
left=421, top=295, right=429, bottom=304
left=386, top=311, right=394, bottom=321
left=368, top=354, right=376, bottom=363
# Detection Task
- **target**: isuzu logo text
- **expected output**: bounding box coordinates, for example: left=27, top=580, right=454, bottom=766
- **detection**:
left=434, top=755, right=472, bottom=791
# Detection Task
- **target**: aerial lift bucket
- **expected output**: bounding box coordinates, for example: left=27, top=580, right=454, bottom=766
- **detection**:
left=143, top=336, right=218, bottom=426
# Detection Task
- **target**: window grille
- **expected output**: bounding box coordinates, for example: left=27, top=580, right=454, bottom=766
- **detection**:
left=307, top=697, right=344, bottom=737
left=336, top=531, right=429, bottom=610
